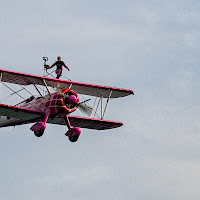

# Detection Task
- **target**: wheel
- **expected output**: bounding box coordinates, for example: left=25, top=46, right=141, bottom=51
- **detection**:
left=34, top=130, right=44, bottom=137
left=69, top=135, right=79, bottom=142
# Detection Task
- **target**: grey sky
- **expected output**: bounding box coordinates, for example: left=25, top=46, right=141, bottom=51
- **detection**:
left=0, top=0, right=200, bottom=199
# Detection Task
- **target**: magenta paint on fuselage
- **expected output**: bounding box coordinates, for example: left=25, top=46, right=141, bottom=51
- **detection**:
left=17, top=89, right=79, bottom=115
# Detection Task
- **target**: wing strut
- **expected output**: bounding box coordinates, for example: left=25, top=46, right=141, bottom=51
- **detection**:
left=33, top=84, right=44, bottom=97
left=42, top=79, right=51, bottom=96
left=91, top=90, right=112, bottom=120
left=0, top=72, right=3, bottom=86
left=101, top=95, right=103, bottom=119
left=102, top=90, right=112, bottom=119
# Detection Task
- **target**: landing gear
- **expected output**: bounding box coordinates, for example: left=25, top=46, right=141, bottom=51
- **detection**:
left=69, top=135, right=79, bottom=142
left=64, top=115, right=81, bottom=142
left=34, top=130, right=44, bottom=137
left=65, top=127, right=81, bottom=142
left=30, top=114, right=49, bottom=137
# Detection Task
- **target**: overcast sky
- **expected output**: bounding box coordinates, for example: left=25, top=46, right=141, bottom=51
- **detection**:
left=0, top=0, right=200, bottom=199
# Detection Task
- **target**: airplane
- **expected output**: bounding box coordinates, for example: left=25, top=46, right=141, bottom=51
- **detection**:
left=0, top=68, right=134, bottom=142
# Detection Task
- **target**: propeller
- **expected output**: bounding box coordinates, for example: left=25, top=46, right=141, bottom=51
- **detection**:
left=78, top=99, right=93, bottom=116
left=57, top=90, right=92, bottom=116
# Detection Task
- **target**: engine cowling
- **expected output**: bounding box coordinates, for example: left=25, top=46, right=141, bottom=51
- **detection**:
left=48, top=89, right=79, bottom=114
left=61, top=89, right=79, bottom=111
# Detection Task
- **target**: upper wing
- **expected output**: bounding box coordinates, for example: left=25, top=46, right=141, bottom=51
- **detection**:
left=0, top=69, right=134, bottom=98
left=0, top=104, right=45, bottom=128
left=47, top=114, right=123, bottom=130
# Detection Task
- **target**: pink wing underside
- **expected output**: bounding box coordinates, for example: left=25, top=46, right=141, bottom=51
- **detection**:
left=0, top=69, right=134, bottom=98
left=0, top=104, right=123, bottom=130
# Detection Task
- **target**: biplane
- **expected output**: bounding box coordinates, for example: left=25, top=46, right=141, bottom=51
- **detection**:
left=0, top=68, right=134, bottom=142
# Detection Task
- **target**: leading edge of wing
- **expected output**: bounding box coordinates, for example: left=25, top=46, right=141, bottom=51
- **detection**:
left=47, top=114, right=123, bottom=130
left=0, top=69, right=134, bottom=98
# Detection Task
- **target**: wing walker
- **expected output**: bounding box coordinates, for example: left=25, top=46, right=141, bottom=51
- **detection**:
left=0, top=58, right=134, bottom=142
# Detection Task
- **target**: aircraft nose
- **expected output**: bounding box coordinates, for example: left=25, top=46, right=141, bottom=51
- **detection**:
left=66, top=95, right=77, bottom=104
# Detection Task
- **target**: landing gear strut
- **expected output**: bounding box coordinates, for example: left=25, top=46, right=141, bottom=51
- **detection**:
left=64, top=115, right=81, bottom=142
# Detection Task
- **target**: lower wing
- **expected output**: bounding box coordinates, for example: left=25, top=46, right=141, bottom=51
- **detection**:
left=47, top=114, right=123, bottom=130
left=0, top=104, right=45, bottom=128
left=0, top=104, right=123, bottom=130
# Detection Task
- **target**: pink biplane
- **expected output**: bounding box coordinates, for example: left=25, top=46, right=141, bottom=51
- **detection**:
left=0, top=69, right=133, bottom=142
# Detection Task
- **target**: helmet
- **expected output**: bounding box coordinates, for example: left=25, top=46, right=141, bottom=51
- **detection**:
left=57, top=56, right=61, bottom=60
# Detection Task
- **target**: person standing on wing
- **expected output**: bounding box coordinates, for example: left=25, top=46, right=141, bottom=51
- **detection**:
left=48, top=56, right=70, bottom=79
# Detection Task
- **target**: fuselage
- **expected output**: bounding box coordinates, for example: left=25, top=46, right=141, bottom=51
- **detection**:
left=17, top=88, right=79, bottom=114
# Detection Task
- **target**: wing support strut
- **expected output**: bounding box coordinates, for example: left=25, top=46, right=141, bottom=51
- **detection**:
left=94, top=97, right=101, bottom=118
left=92, top=90, right=112, bottom=119
left=0, top=72, right=3, bottom=86
left=101, top=95, right=103, bottom=119
left=102, top=90, right=112, bottom=119
left=33, top=84, right=44, bottom=97
left=42, top=79, right=51, bottom=96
